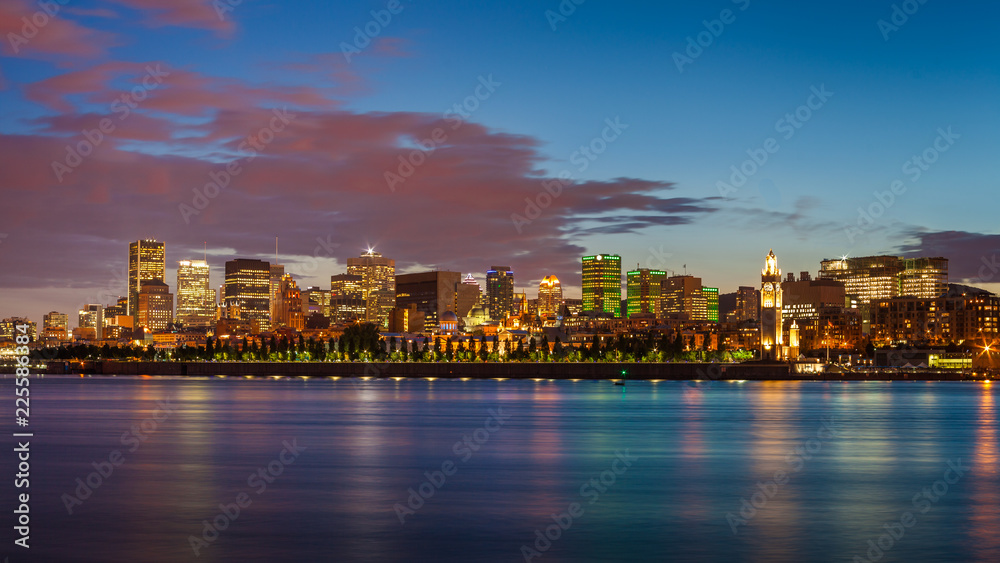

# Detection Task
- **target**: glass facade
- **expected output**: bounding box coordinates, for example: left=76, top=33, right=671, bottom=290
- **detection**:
left=582, top=254, right=622, bottom=317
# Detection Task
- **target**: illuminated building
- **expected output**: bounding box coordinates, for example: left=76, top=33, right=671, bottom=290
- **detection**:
left=781, top=275, right=848, bottom=322
left=43, top=311, right=69, bottom=341
left=900, top=257, right=949, bottom=299
left=78, top=305, right=104, bottom=339
left=760, top=250, right=783, bottom=360
left=660, top=275, right=706, bottom=321
left=703, top=287, right=719, bottom=322
left=0, top=318, right=35, bottom=341
left=625, top=268, right=666, bottom=318
left=730, top=286, right=759, bottom=323
left=463, top=274, right=482, bottom=305
left=137, top=280, right=173, bottom=331
left=486, top=266, right=515, bottom=320
left=582, top=254, right=622, bottom=317
left=347, top=250, right=396, bottom=328
left=176, top=260, right=214, bottom=329
left=396, top=271, right=480, bottom=331
left=128, top=239, right=165, bottom=318
left=538, top=275, right=563, bottom=316
left=871, top=287, right=999, bottom=344
left=389, top=303, right=425, bottom=333
left=269, top=264, right=285, bottom=324
left=224, top=259, right=271, bottom=332
left=301, top=287, right=330, bottom=317
left=330, top=273, right=366, bottom=323
left=274, top=274, right=304, bottom=331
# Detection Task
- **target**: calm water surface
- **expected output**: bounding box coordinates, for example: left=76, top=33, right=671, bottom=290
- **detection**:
left=2, top=375, right=998, bottom=562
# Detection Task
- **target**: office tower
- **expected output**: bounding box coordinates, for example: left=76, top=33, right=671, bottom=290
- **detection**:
left=396, top=271, right=480, bottom=331
left=176, top=260, right=214, bottom=329
left=0, top=318, right=36, bottom=341
left=660, top=275, right=706, bottom=320
left=301, top=287, right=331, bottom=317
left=104, top=297, right=127, bottom=320
left=347, top=250, right=396, bottom=328
left=625, top=268, right=666, bottom=317
left=871, top=286, right=999, bottom=344
left=330, top=273, right=366, bottom=323
left=43, top=311, right=69, bottom=340
left=274, top=274, right=304, bottom=331
left=703, top=287, right=719, bottom=322
left=486, top=266, right=515, bottom=320
left=269, top=264, right=285, bottom=324
left=224, top=259, right=271, bottom=332
left=538, top=275, right=563, bottom=316
left=760, top=250, right=783, bottom=361
left=128, top=239, right=165, bottom=317
left=463, top=274, right=482, bottom=305
left=735, top=286, right=760, bottom=323
left=581, top=254, right=622, bottom=317
left=900, top=257, right=949, bottom=298
left=781, top=275, right=848, bottom=323
left=78, top=304, right=104, bottom=339
left=137, top=280, right=173, bottom=331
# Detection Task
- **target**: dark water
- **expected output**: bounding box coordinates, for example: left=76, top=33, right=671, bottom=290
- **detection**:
left=2, top=375, right=998, bottom=562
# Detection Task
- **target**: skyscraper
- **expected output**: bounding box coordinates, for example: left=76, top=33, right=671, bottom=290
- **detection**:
left=275, top=274, right=304, bottom=331
left=43, top=311, right=69, bottom=340
left=330, top=273, right=366, bottom=323
left=396, top=271, right=480, bottom=331
left=703, top=287, right=719, bottom=322
left=538, top=275, right=563, bottom=317
left=581, top=254, right=621, bottom=317
left=78, top=304, right=104, bottom=339
left=176, top=259, right=214, bottom=329
left=128, top=239, right=165, bottom=318
left=347, top=250, right=396, bottom=328
left=224, top=259, right=271, bottom=332
left=761, top=250, right=783, bottom=361
left=733, top=286, right=760, bottom=323
left=269, top=264, right=285, bottom=324
left=660, top=275, right=706, bottom=320
left=625, top=268, right=666, bottom=317
left=463, top=274, right=482, bottom=306
left=137, top=280, right=173, bottom=331
left=486, top=266, right=515, bottom=320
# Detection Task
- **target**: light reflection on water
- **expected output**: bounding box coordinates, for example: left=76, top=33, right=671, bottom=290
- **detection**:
left=3, top=376, right=998, bottom=562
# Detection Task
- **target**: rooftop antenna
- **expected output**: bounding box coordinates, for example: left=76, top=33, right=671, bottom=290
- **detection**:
left=275, top=235, right=278, bottom=264
left=203, top=242, right=207, bottom=262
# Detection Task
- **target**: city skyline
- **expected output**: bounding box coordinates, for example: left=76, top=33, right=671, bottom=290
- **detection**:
left=1, top=1, right=998, bottom=327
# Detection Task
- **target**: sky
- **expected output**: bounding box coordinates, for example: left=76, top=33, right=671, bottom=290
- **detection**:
left=1, top=0, right=998, bottom=326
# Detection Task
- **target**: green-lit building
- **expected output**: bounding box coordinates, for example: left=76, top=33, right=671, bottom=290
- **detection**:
left=626, top=268, right=667, bottom=318
left=702, top=286, right=719, bottom=322
left=582, top=254, right=622, bottom=317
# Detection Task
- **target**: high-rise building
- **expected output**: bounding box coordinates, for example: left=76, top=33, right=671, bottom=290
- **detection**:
left=486, top=266, right=515, bottom=320
left=900, top=257, right=949, bottom=299
left=43, top=311, right=69, bottom=340
left=78, top=304, right=104, bottom=339
left=0, top=318, right=36, bottom=341
left=538, top=275, right=563, bottom=317
left=703, top=287, right=719, bottom=322
left=301, top=287, right=330, bottom=318
left=626, top=268, right=666, bottom=317
left=128, top=240, right=165, bottom=318
left=269, top=264, right=285, bottom=324
left=734, top=286, right=760, bottom=323
left=781, top=276, right=848, bottom=323
left=224, top=259, right=271, bottom=332
left=463, top=274, right=482, bottom=305
left=137, top=280, right=173, bottom=331
left=396, top=271, right=480, bottom=331
left=176, top=260, right=214, bottom=329
left=581, top=254, right=622, bottom=317
left=819, top=255, right=949, bottom=302
left=871, top=286, right=999, bottom=344
left=274, top=274, right=304, bottom=331
left=761, top=250, right=783, bottom=360
left=330, top=274, right=366, bottom=323
left=347, top=250, right=396, bottom=328
left=660, top=275, right=706, bottom=320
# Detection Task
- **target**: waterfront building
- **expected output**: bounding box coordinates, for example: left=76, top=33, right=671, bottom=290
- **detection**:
left=176, top=260, right=214, bottom=329
left=330, top=273, right=366, bottom=324
left=224, top=259, right=271, bottom=332
left=396, top=271, right=480, bottom=332
left=347, top=250, right=396, bottom=328
left=760, top=250, right=783, bottom=360
left=660, top=275, right=706, bottom=321
left=625, top=268, right=666, bottom=318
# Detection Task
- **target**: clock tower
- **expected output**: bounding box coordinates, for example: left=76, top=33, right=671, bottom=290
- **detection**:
left=761, top=250, right=783, bottom=361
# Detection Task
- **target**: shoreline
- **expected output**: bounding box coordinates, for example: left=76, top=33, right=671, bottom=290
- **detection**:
left=41, top=361, right=993, bottom=381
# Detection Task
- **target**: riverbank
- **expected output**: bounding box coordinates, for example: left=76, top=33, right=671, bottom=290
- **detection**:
left=42, top=361, right=992, bottom=381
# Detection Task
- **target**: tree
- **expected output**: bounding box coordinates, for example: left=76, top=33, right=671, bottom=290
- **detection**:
left=205, top=337, right=214, bottom=360
left=553, top=336, right=564, bottom=359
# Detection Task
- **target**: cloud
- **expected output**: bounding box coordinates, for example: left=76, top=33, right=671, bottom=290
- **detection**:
left=897, top=230, right=1000, bottom=282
